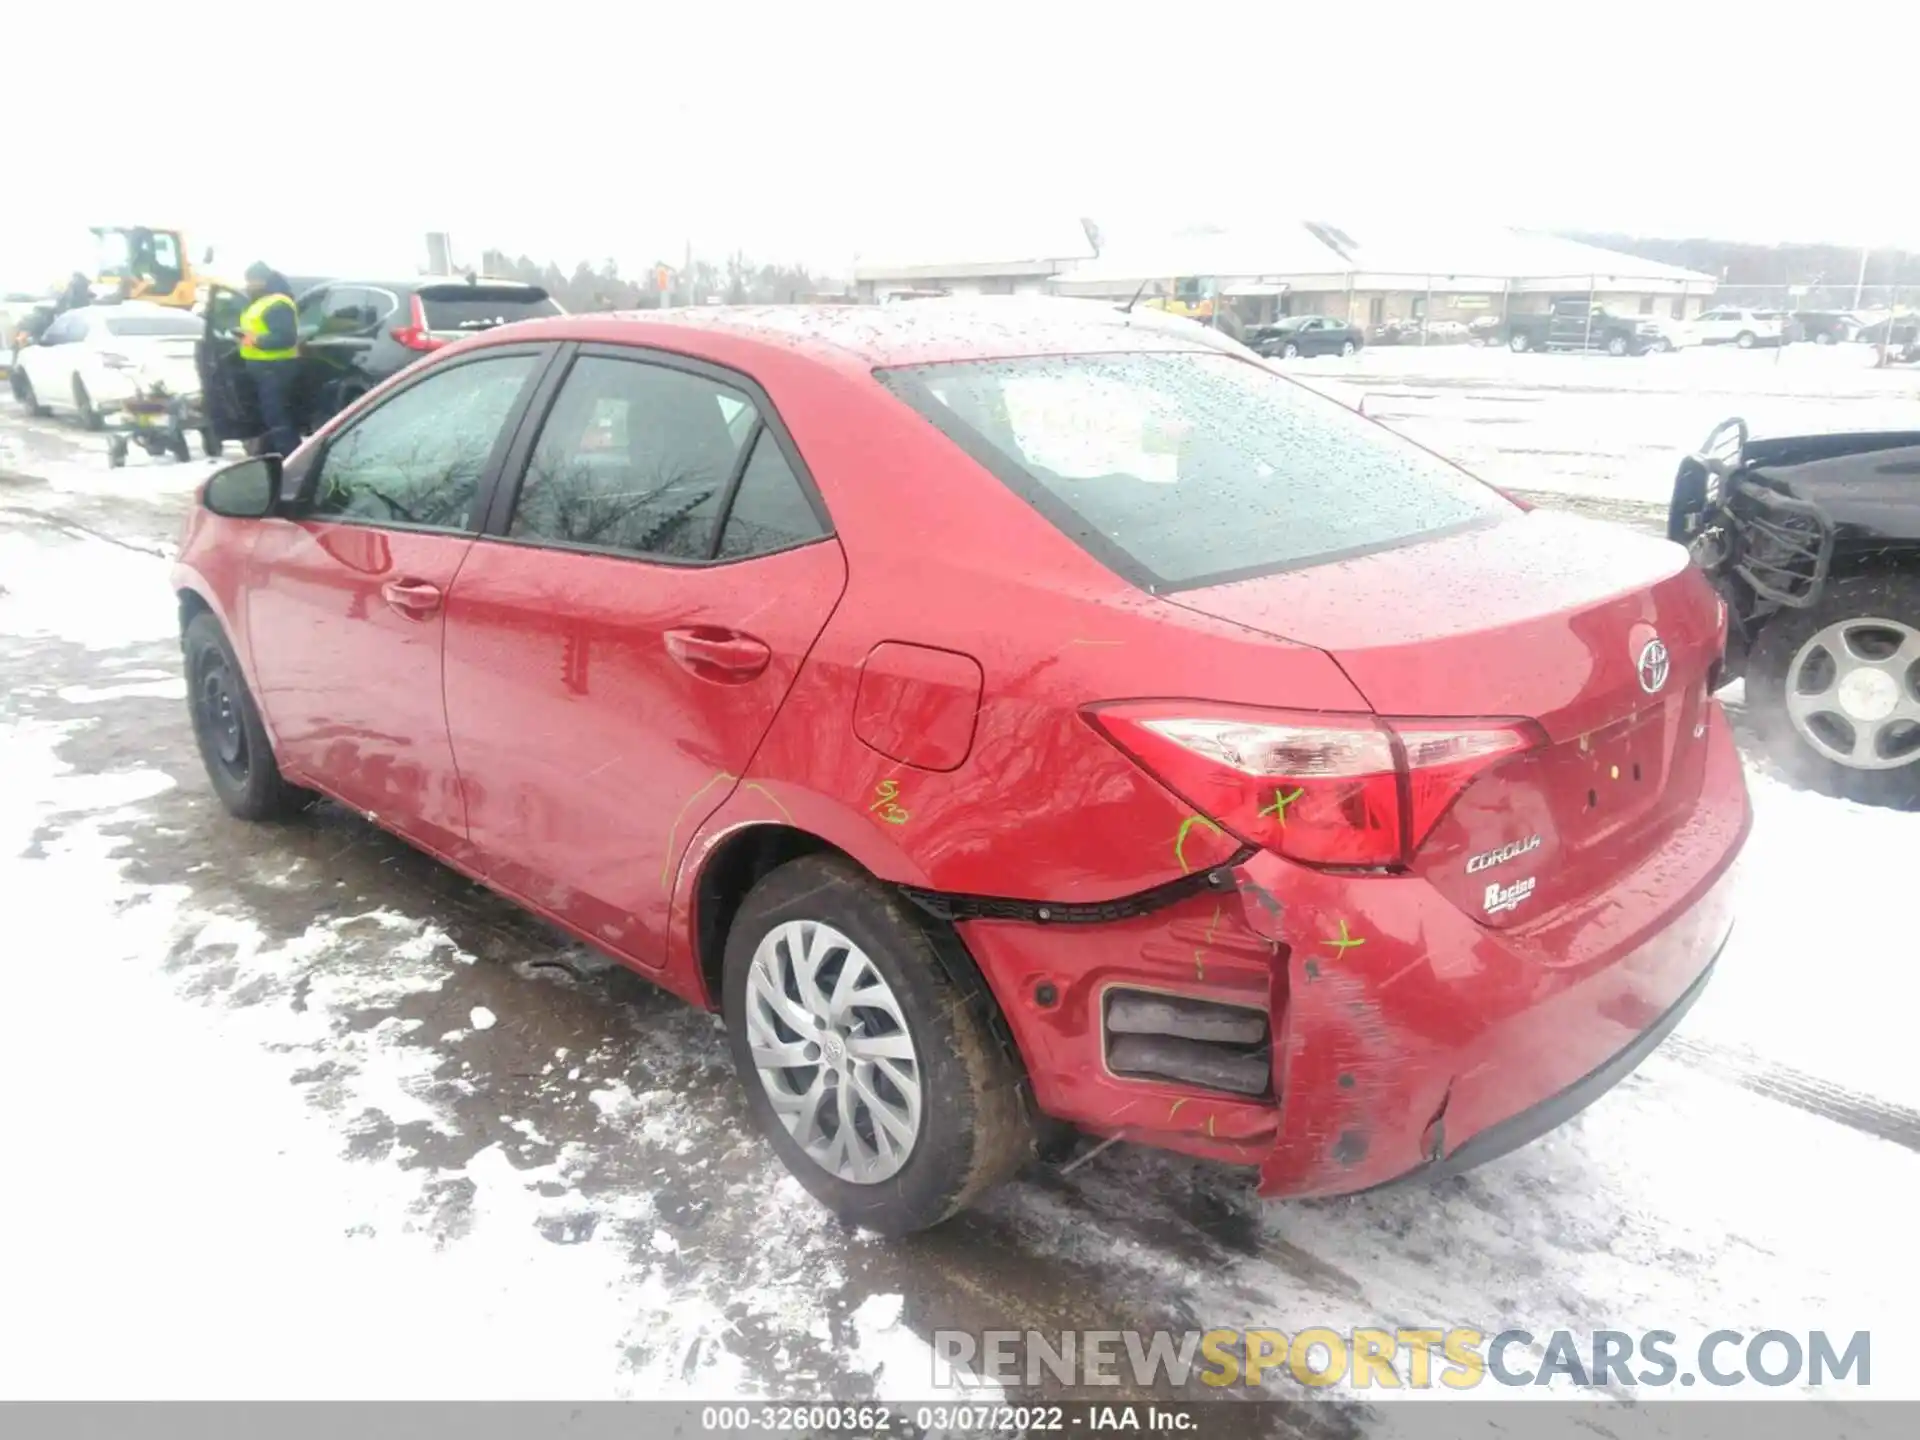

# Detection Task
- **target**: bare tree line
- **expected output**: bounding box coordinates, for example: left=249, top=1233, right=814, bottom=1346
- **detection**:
left=477, top=250, right=841, bottom=312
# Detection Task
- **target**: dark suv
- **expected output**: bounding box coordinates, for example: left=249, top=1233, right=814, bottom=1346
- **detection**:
left=200, top=276, right=562, bottom=445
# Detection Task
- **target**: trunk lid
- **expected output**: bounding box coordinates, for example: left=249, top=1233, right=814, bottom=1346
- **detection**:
left=1169, top=510, right=1725, bottom=926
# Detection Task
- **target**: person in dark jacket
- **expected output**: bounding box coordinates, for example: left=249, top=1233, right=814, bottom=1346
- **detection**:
left=237, top=262, right=302, bottom=458
left=58, top=271, right=92, bottom=313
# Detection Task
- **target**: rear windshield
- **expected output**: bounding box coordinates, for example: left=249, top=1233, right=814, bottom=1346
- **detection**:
left=418, top=287, right=560, bottom=332
left=880, top=351, right=1511, bottom=591
left=104, top=312, right=201, bottom=337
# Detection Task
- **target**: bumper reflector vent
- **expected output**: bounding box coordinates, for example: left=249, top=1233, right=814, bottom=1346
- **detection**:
left=1105, top=990, right=1271, bottom=1097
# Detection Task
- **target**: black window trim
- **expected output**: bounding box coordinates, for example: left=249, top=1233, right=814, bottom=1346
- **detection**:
left=876, top=356, right=1509, bottom=595
left=285, top=341, right=564, bottom=537
left=473, top=340, right=836, bottom=569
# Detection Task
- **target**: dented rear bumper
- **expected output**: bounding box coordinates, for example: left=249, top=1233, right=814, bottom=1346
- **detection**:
left=953, top=702, right=1749, bottom=1197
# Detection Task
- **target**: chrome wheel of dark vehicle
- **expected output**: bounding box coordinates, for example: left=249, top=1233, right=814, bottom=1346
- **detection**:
left=1340, top=340, right=1355, bottom=357
left=194, top=650, right=251, bottom=783
left=1785, top=616, right=1920, bottom=771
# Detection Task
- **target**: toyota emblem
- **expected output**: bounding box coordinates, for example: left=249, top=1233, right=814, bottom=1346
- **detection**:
left=1637, top=637, right=1671, bottom=694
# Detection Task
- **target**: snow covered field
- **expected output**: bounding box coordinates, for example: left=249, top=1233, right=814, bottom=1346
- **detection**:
left=1, top=367, right=1917, bottom=1427
left=1292, top=341, right=1920, bottom=506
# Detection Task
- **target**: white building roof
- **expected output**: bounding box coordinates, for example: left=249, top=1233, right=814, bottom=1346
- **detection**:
left=1326, top=224, right=1716, bottom=286
left=853, top=218, right=1097, bottom=280
left=852, top=218, right=1717, bottom=292
left=1054, top=222, right=1351, bottom=288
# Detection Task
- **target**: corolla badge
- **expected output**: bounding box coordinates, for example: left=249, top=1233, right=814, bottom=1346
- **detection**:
left=1465, top=834, right=1542, bottom=874
left=1637, top=637, right=1671, bottom=694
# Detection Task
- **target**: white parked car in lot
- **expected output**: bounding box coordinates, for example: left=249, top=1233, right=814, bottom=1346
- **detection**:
left=1688, top=307, right=1784, bottom=349
left=11, top=303, right=202, bottom=428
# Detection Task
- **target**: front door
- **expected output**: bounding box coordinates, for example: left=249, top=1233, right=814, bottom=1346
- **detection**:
left=442, top=347, right=846, bottom=967
left=244, top=348, right=549, bottom=860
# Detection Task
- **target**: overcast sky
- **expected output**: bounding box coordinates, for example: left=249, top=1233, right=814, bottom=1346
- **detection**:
left=9, top=1, right=1915, bottom=285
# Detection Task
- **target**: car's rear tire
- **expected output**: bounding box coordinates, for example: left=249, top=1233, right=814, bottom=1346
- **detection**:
left=1607, top=335, right=1629, bottom=357
left=73, top=377, right=103, bottom=430
left=721, top=853, right=1033, bottom=1235
left=1748, top=572, right=1920, bottom=808
left=183, top=611, right=314, bottom=821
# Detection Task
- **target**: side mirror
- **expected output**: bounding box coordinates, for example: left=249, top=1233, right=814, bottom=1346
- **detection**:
left=203, top=456, right=282, bottom=518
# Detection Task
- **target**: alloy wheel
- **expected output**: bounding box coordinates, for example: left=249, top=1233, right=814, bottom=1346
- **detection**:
left=744, top=919, right=922, bottom=1184
left=1784, top=616, right=1920, bottom=770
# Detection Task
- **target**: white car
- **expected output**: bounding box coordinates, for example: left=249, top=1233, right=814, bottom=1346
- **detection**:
left=1688, top=307, right=1784, bottom=349
left=12, top=302, right=202, bottom=428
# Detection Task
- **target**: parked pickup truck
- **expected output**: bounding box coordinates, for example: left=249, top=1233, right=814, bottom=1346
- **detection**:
left=1502, top=300, right=1664, bottom=356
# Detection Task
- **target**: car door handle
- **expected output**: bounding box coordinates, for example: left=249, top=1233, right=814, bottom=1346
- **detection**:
left=381, top=578, right=443, bottom=618
left=664, top=627, right=772, bottom=681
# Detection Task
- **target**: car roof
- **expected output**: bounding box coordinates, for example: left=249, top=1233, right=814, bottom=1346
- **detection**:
left=67, top=301, right=189, bottom=322
left=490, top=295, right=1242, bottom=372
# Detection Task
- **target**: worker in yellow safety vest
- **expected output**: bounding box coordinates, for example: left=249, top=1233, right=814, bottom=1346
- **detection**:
left=238, top=262, right=302, bottom=459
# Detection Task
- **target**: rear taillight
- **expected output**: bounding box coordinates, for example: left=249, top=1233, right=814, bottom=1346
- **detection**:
left=389, top=295, right=444, bottom=353
left=1087, top=702, right=1539, bottom=870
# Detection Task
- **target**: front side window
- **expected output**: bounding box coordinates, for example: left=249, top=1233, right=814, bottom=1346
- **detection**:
left=308, top=353, right=539, bottom=529
left=883, top=350, right=1511, bottom=591
left=509, top=356, right=755, bottom=560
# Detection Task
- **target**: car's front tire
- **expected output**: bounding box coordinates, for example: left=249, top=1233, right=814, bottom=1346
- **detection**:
left=1509, top=332, right=1530, bottom=353
left=1340, top=340, right=1356, bottom=357
left=17, top=371, right=49, bottom=416
left=73, top=377, right=103, bottom=430
left=183, top=611, right=314, bottom=820
left=1736, top=330, right=1757, bottom=349
left=1280, top=341, right=1299, bottom=360
left=1748, top=572, right=1920, bottom=808
left=722, top=853, right=1034, bottom=1235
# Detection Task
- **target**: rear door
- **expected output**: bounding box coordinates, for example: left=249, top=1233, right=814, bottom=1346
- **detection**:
left=442, top=344, right=846, bottom=968
left=244, top=346, right=552, bottom=861
left=198, top=286, right=257, bottom=439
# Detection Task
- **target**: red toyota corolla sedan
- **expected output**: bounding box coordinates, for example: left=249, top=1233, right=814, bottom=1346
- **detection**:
left=173, top=299, right=1750, bottom=1233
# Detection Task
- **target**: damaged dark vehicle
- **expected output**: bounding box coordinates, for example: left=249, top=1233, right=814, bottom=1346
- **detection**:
left=1672, top=418, right=1920, bottom=805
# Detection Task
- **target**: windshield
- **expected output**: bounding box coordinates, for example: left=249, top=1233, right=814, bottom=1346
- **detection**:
left=880, top=351, right=1512, bottom=591
left=105, top=312, right=201, bottom=337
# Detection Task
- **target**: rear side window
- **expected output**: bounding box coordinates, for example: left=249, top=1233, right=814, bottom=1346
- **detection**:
left=510, top=356, right=752, bottom=560
left=418, top=286, right=560, bottom=333
left=309, top=353, right=540, bottom=530
left=104, top=313, right=201, bottom=337
left=881, top=351, right=1510, bottom=591
left=717, top=433, right=825, bottom=559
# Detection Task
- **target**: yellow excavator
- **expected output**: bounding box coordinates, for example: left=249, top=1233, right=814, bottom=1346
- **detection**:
left=90, top=225, right=202, bottom=308
left=1140, top=276, right=1216, bottom=322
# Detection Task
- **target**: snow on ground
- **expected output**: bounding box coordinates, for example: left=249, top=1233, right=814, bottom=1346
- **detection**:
left=1291, top=342, right=1920, bottom=506
left=3, top=391, right=1918, bottom=1416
